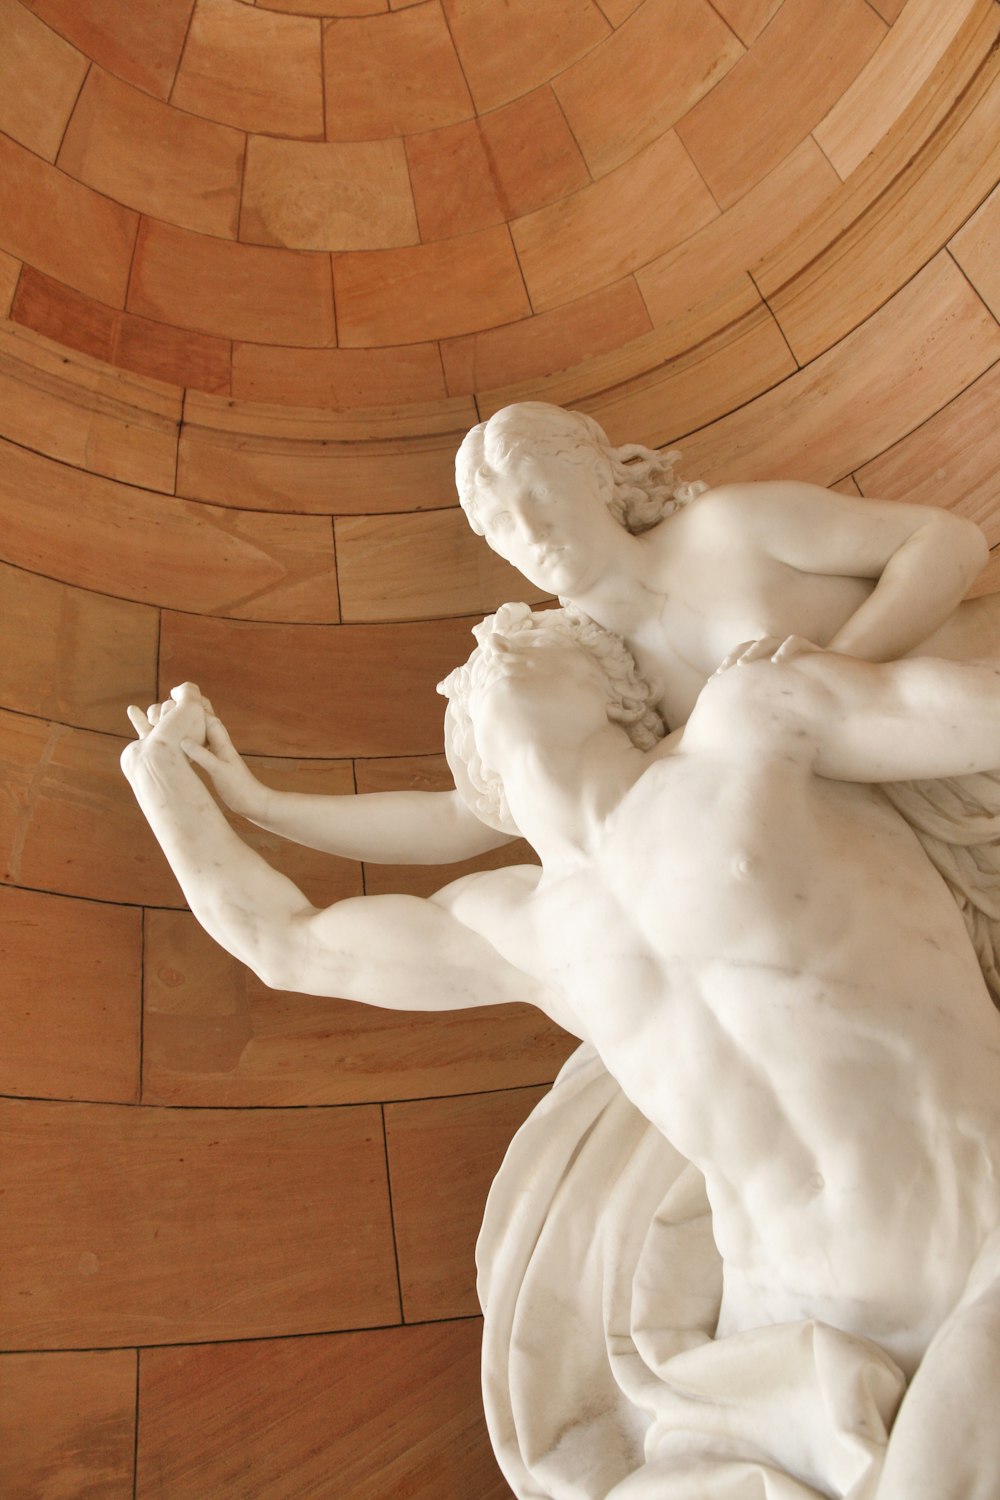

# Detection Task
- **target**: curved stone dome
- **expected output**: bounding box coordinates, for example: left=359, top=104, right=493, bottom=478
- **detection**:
left=1, top=0, right=999, bottom=1493
left=0, top=0, right=994, bottom=413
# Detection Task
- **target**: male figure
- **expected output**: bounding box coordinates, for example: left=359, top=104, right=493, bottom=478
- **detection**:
left=123, top=607, right=1000, bottom=1497
left=192, top=403, right=995, bottom=871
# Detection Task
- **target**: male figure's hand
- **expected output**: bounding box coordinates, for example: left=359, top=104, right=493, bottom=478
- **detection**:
left=121, top=682, right=210, bottom=775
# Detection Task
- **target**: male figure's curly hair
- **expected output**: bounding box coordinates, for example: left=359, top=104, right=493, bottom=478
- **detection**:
left=456, top=402, right=706, bottom=538
left=437, top=602, right=665, bottom=835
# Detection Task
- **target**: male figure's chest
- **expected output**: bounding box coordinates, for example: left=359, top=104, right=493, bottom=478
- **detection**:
left=596, top=758, right=822, bottom=958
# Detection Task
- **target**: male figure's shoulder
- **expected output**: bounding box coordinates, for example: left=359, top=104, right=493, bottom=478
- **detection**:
left=432, top=863, right=586, bottom=1031
left=680, top=649, right=827, bottom=770
left=431, top=863, right=543, bottom=931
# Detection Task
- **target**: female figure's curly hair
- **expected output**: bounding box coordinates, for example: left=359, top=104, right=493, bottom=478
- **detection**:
left=437, top=602, right=665, bottom=835
left=455, top=402, right=706, bottom=538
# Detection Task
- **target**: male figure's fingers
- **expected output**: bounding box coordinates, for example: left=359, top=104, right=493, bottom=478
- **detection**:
left=126, top=705, right=152, bottom=737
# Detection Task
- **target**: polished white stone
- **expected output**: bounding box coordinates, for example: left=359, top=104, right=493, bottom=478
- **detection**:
left=122, top=403, right=1000, bottom=1499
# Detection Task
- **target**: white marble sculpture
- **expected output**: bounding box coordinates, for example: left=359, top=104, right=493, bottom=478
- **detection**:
left=182, top=402, right=999, bottom=871
left=125, top=620, right=1000, bottom=1498
left=122, top=405, right=1000, bottom=1499
left=171, top=402, right=1000, bottom=1001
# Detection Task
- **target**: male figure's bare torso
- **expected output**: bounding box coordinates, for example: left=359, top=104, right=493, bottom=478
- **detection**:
left=444, top=697, right=1000, bottom=1373
left=124, top=633, right=1000, bottom=1495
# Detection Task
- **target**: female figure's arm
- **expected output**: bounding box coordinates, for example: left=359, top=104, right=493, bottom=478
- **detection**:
left=718, top=480, right=988, bottom=662
left=183, top=709, right=515, bottom=865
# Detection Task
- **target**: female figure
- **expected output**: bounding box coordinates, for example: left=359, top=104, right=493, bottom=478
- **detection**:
left=458, top=403, right=992, bottom=728
left=128, top=619, right=1000, bottom=1500
left=138, top=413, right=1000, bottom=1499
left=195, top=402, right=994, bottom=864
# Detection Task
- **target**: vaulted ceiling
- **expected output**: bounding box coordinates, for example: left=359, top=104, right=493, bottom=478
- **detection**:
left=0, top=0, right=994, bottom=419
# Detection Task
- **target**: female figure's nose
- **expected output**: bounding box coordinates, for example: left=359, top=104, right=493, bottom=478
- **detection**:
left=515, top=502, right=548, bottom=544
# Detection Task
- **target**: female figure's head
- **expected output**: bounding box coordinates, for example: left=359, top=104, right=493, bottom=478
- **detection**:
left=437, top=601, right=665, bottom=835
left=455, top=403, right=703, bottom=598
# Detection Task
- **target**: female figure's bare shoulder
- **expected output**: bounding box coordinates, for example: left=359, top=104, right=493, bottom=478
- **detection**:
left=652, top=479, right=827, bottom=547
left=677, top=479, right=853, bottom=534
left=662, top=481, right=760, bottom=534
left=640, top=481, right=777, bottom=571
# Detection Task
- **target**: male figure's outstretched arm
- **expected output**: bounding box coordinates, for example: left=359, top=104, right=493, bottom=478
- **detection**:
left=122, top=685, right=546, bottom=1011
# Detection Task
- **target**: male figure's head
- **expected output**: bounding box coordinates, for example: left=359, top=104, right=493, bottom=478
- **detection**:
left=455, top=403, right=703, bottom=599
left=438, top=602, right=664, bottom=835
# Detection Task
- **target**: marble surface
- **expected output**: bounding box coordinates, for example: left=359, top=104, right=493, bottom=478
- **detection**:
left=125, top=621, right=1000, bottom=1497
left=479, top=1042, right=905, bottom=1500
left=456, top=402, right=994, bottom=728
left=122, top=404, right=1000, bottom=1498
left=139, top=401, right=1000, bottom=872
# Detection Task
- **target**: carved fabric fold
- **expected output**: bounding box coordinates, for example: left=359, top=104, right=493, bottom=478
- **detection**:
left=478, top=1043, right=905, bottom=1500
left=881, top=768, right=1000, bottom=1003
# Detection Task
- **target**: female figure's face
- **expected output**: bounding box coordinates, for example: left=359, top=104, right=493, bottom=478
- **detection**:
left=473, top=449, right=621, bottom=598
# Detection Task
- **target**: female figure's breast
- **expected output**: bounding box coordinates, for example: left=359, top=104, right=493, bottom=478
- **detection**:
left=635, top=526, right=874, bottom=725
